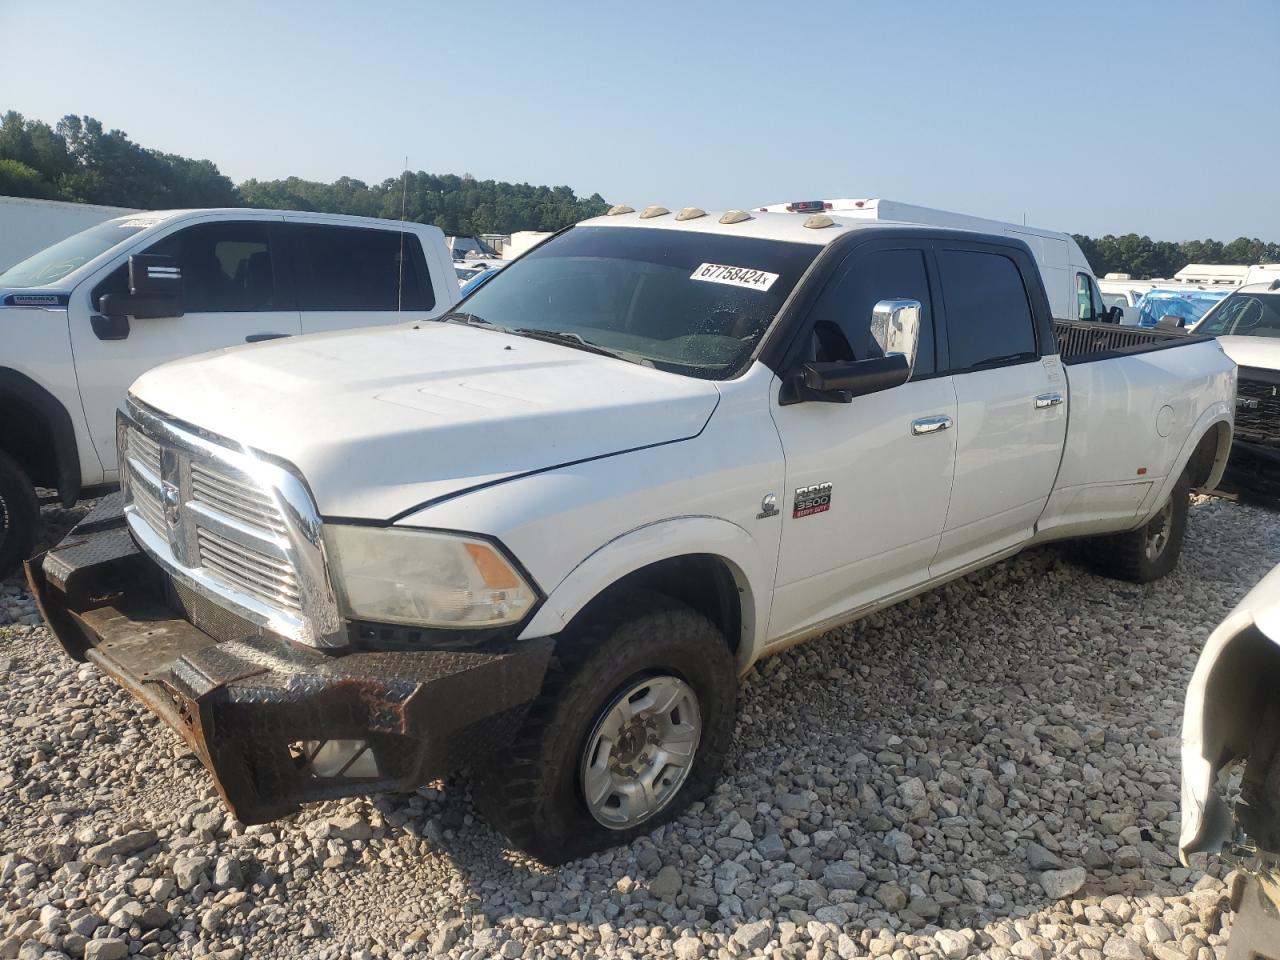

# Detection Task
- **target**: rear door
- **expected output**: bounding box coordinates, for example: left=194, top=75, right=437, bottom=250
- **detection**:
left=930, top=243, right=1067, bottom=574
left=769, top=240, right=958, bottom=641
left=70, top=217, right=299, bottom=473
left=290, top=223, right=438, bottom=334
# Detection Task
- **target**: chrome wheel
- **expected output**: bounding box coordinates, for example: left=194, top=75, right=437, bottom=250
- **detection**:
left=579, top=674, right=701, bottom=830
left=1144, top=497, right=1174, bottom=561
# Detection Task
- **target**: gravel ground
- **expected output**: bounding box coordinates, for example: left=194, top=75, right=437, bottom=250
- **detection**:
left=2, top=496, right=1277, bottom=960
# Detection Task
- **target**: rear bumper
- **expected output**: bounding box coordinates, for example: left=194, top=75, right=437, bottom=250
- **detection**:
left=26, top=495, right=553, bottom=823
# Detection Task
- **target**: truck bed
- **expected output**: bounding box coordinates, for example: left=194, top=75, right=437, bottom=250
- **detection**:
left=1053, top=318, right=1211, bottom=363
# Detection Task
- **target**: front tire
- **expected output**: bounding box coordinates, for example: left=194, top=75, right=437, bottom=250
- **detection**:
left=0, top=450, right=39, bottom=581
left=473, top=590, right=737, bottom=865
left=1086, top=470, right=1190, bottom=583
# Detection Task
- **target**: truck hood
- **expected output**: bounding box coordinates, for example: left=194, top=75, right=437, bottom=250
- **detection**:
left=1180, top=563, right=1280, bottom=863
left=129, top=321, right=721, bottom=519
left=1215, top=335, right=1280, bottom=372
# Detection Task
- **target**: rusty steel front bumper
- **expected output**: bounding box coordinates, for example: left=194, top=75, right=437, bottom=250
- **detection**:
left=25, top=495, right=553, bottom=823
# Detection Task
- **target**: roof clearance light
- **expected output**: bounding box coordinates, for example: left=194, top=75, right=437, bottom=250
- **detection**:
left=803, top=214, right=835, bottom=229
left=786, top=200, right=828, bottom=213
left=606, top=205, right=635, bottom=216
left=720, top=210, right=752, bottom=224
left=675, top=207, right=707, bottom=221
left=639, top=206, right=670, bottom=219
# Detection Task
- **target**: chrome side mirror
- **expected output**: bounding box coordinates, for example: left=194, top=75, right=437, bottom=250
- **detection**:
left=869, top=298, right=921, bottom=373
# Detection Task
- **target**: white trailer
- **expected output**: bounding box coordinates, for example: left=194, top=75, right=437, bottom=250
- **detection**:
left=0, top=195, right=139, bottom=271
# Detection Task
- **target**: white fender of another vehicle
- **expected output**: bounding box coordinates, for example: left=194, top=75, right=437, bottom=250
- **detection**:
left=517, top=515, right=771, bottom=674
left=1137, top=401, right=1233, bottom=525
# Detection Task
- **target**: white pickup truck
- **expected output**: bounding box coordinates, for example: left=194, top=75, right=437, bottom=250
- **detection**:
left=29, top=206, right=1236, bottom=864
left=0, top=208, right=459, bottom=576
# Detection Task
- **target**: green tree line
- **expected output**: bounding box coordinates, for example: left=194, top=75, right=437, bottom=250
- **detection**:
left=3, top=110, right=1276, bottom=273
left=0, top=110, right=606, bottom=235
left=1072, top=233, right=1280, bottom=280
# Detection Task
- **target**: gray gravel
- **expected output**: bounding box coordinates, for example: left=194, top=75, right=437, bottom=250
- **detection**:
left=2, top=495, right=1276, bottom=959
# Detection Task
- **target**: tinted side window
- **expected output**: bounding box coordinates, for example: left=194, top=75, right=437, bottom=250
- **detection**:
left=295, top=226, right=433, bottom=312
left=92, top=221, right=280, bottom=313
left=805, top=248, right=935, bottom=377
left=937, top=250, right=1038, bottom=370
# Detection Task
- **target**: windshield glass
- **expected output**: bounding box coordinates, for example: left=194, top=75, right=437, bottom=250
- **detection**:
left=1194, top=292, right=1280, bottom=338
left=1135, top=289, right=1229, bottom=328
left=454, top=226, right=820, bottom=379
left=0, top=217, right=156, bottom=288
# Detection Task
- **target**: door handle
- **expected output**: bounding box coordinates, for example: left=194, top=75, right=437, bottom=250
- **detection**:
left=245, top=332, right=292, bottom=343
left=1034, top=392, right=1064, bottom=408
left=911, top=415, right=953, bottom=436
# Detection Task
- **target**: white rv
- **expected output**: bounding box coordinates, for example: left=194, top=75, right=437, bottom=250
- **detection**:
left=758, top=198, right=1113, bottom=325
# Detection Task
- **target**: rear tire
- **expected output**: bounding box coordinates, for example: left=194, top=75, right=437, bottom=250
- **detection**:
left=0, top=450, right=39, bottom=581
left=473, top=590, right=737, bottom=865
left=1086, top=470, right=1190, bottom=583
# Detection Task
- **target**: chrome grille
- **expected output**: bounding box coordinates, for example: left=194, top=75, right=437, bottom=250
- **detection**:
left=196, top=527, right=301, bottom=611
left=128, top=427, right=162, bottom=477
left=191, top=462, right=289, bottom=535
left=131, top=480, right=166, bottom=536
left=117, top=401, right=343, bottom=648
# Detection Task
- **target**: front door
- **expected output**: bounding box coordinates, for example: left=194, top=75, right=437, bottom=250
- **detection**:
left=769, top=243, right=958, bottom=643
left=69, top=218, right=300, bottom=474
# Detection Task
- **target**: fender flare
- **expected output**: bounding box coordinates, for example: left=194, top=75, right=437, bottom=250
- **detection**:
left=518, top=515, right=772, bottom=673
left=0, top=367, right=81, bottom=506
left=1141, top=401, right=1232, bottom=523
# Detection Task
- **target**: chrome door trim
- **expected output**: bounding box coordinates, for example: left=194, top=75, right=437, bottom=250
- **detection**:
left=1035, top=392, right=1065, bottom=408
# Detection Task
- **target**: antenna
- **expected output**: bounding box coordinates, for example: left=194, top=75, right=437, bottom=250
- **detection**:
left=397, top=156, right=408, bottom=312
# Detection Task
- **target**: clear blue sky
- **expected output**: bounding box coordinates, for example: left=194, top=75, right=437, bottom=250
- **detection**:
left=2, top=0, right=1275, bottom=240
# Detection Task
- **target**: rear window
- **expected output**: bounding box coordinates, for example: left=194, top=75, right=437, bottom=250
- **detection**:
left=295, top=225, right=433, bottom=312
left=937, top=249, right=1038, bottom=369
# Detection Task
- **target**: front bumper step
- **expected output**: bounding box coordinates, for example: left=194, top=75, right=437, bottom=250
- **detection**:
left=25, top=496, right=553, bottom=823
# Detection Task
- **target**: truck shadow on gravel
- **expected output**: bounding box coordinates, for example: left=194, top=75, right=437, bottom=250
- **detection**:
left=3, top=497, right=1271, bottom=955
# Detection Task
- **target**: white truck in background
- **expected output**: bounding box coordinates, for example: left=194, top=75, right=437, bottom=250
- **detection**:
left=758, top=198, right=1121, bottom=327
left=0, top=208, right=459, bottom=576
left=0, top=195, right=139, bottom=272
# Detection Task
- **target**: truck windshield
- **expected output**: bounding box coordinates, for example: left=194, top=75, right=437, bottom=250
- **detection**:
left=0, top=218, right=153, bottom=288
left=1195, top=292, right=1280, bottom=338
left=453, top=225, right=820, bottom=379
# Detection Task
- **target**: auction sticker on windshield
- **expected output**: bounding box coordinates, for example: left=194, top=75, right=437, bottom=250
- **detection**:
left=690, top=263, right=779, bottom=291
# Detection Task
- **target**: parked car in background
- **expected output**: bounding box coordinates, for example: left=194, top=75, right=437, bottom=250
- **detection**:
left=0, top=208, right=459, bottom=577
left=757, top=197, right=1118, bottom=325
left=454, top=258, right=505, bottom=288
left=1182, top=563, right=1280, bottom=958
left=1135, top=288, right=1231, bottom=329
left=1098, top=275, right=1157, bottom=326
left=1192, top=282, right=1280, bottom=496
left=30, top=206, right=1234, bottom=863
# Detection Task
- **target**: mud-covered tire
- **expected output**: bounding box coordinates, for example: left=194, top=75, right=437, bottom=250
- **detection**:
left=0, top=450, right=39, bottom=581
left=1086, top=470, right=1190, bottom=583
left=473, top=590, right=737, bottom=865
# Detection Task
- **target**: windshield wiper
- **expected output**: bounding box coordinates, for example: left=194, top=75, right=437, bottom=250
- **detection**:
left=439, top=311, right=501, bottom=330
left=509, top=328, right=642, bottom=364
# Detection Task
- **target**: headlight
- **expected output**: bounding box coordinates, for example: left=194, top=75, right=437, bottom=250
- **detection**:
left=323, top=525, right=536, bottom=628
